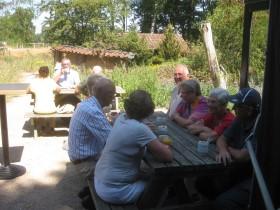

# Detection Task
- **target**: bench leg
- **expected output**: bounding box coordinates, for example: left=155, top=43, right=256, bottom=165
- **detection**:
left=31, top=118, right=38, bottom=138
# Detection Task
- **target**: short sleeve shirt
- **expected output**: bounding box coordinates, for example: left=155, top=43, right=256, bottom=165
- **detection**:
left=223, top=118, right=256, bottom=149
left=95, top=113, right=157, bottom=185
left=176, top=96, right=208, bottom=121
left=203, top=111, right=235, bottom=136
left=29, top=77, right=58, bottom=114
left=54, top=69, right=80, bottom=88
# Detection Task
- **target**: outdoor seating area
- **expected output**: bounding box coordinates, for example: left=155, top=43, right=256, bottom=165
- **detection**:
left=2, top=1, right=280, bottom=210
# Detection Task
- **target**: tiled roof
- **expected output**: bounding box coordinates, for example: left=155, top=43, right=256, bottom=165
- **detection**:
left=137, top=33, right=189, bottom=53
left=51, top=45, right=134, bottom=59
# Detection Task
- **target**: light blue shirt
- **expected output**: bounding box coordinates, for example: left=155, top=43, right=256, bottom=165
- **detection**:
left=54, top=68, right=80, bottom=88
left=68, top=96, right=112, bottom=161
left=94, top=113, right=156, bottom=203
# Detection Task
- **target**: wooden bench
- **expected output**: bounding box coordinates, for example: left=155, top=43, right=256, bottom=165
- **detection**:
left=87, top=178, right=211, bottom=210
left=25, top=112, right=73, bottom=138
left=87, top=178, right=139, bottom=210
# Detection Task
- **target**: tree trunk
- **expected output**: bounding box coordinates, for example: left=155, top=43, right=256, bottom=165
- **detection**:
left=201, top=22, right=227, bottom=89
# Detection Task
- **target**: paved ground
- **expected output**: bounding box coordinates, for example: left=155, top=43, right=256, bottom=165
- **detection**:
left=0, top=74, right=85, bottom=210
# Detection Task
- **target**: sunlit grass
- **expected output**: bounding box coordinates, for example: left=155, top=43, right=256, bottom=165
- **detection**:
left=0, top=51, right=53, bottom=83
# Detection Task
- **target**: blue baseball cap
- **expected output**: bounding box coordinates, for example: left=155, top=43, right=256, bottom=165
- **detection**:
left=229, top=88, right=261, bottom=108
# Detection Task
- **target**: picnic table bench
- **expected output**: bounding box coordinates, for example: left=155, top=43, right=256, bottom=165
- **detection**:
left=87, top=178, right=140, bottom=210
left=24, top=112, right=73, bottom=138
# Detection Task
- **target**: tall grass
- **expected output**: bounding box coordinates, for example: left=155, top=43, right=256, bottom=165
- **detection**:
left=0, top=51, right=53, bottom=83
left=106, top=65, right=174, bottom=109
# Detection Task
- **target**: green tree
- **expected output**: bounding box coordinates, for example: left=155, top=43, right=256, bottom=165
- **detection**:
left=41, top=0, right=132, bottom=45
left=159, top=24, right=181, bottom=60
left=41, top=0, right=109, bottom=45
left=208, top=1, right=268, bottom=84
left=132, top=0, right=217, bottom=41
left=0, top=7, right=35, bottom=44
left=106, top=0, right=131, bottom=32
left=117, top=31, right=153, bottom=64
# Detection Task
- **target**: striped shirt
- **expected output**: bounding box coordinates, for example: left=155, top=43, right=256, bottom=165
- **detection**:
left=68, top=96, right=112, bottom=161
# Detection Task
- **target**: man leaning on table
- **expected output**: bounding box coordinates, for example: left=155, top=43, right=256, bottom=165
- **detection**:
left=68, top=75, right=115, bottom=207
left=53, top=58, right=81, bottom=107
left=196, top=87, right=261, bottom=210
left=167, top=64, right=190, bottom=118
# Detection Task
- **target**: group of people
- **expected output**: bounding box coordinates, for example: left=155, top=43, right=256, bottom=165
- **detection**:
left=27, top=57, right=104, bottom=134
left=168, top=64, right=261, bottom=210
left=65, top=62, right=261, bottom=210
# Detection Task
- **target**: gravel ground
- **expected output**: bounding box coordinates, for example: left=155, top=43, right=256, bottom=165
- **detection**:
left=0, top=73, right=85, bottom=210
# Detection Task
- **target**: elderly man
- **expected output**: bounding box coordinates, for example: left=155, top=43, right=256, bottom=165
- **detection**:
left=196, top=88, right=261, bottom=210
left=213, top=87, right=261, bottom=210
left=68, top=75, right=115, bottom=177
left=53, top=58, right=81, bottom=107
left=53, top=58, right=80, bottom=88
left=91, top=65, right=103, bottom=75
left=168, top=64, right=190, bottom=118
left=68, top=75, right=115, bottom=208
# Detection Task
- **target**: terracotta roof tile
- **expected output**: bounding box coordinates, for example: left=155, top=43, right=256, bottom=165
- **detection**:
left=138, top=33, right=189, bottom=53
left=52, top=45, right=134, bottom=59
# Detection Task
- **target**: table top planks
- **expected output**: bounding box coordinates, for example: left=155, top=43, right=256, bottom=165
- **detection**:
left=144, top=113, right=224, bottom=176
left=0, top=83, right=29, bottom=95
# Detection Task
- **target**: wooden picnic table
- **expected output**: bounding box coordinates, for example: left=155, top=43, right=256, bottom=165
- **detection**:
left=0, top=83, right=28, bottom=179
left=140, top=112, right=226, bottom=209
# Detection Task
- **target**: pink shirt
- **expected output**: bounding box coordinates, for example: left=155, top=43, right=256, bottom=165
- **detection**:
left=176, top=96, right=208, bottom=121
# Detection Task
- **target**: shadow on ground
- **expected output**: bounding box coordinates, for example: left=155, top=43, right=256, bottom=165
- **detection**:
left=0, top=162, right=85, bottom=210
left=22, top=119, right=70, bottom=138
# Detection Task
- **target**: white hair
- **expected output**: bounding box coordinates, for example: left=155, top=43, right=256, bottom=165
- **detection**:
left=209, top=88, right=229, bottom=105
left=92, top=65, right=103, bottom=75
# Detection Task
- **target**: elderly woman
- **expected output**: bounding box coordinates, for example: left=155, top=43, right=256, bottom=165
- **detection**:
left=172, top=79, right=208, bottom=127
left=188, top=88, right=235, bottom=141
left=94, top=90, right=172, bottom=204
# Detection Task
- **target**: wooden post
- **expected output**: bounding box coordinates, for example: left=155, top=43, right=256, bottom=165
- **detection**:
left=201, top=22, right=227, bottom=89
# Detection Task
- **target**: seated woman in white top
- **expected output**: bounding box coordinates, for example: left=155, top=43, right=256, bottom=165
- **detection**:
left=94, top=90, right=172, bottom=204
left=27, top=66, right=60, bottom=133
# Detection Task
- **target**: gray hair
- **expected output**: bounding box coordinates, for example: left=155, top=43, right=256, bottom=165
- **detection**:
left=209, top=88, right=229, bottom=105
left=179, top=79, right=201, bottom=96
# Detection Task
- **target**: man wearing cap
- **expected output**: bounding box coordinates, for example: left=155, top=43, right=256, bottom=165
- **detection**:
left=167, top=64, right=190, bottom=118
left=214, top=87, right=261, bottom=210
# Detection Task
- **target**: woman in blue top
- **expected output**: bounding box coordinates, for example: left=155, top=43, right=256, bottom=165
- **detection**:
left=94, top=90, right=172, bottom=204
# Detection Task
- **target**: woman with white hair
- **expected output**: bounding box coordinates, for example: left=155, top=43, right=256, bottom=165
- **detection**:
left=188, top=88, right=235, bottom=141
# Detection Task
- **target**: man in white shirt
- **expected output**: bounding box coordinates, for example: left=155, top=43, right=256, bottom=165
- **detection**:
left=167, top=64, right=190, bottom=118
left=53, top=58, right=81, bottom=107
left=53, top=58, right=80, bottom=88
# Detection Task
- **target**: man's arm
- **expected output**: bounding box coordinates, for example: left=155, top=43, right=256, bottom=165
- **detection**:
left=53, top=69, right=63, bottom=83
left=216, top=135, right=232, bottom=166
left=228, top=147, right=250, bottom=162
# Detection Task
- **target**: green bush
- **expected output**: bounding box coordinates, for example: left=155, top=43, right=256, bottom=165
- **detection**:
left=106, top=65, right=173, bottom=109
left=158, top=24, right=181, bottom=61
left=117, top=31, right=153, bottom=65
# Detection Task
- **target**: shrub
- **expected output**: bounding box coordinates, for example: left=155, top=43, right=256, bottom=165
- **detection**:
left=117, top=31, right=153, bottom=65
left=158, top=24, right=181, bottom=61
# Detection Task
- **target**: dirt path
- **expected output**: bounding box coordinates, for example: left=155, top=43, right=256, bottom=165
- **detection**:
left=0, top=73, right=85, bottom=210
